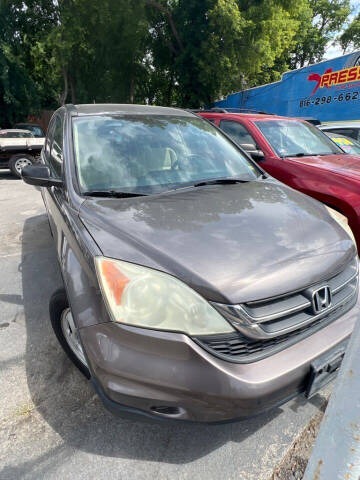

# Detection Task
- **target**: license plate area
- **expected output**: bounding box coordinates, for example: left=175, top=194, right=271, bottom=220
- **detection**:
left=305, top=339, right=348, bottom=398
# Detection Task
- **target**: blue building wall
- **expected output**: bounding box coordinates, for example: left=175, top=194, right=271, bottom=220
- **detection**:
left=215, top=51, right=360, bottom=122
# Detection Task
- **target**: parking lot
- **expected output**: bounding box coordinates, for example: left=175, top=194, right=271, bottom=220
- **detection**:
left=0, top=171, right=332, bottom=480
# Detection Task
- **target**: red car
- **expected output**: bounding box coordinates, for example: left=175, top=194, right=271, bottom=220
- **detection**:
left=198, top=110, right=360, bottom=250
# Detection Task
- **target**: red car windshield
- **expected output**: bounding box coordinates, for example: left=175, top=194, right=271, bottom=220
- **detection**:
left=255, top=120, right=342, bottom=157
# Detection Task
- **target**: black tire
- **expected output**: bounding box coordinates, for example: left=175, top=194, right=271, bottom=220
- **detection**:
left=9, top=153, right=35, bottom=178
left=49, top=288, right=91, bottom=378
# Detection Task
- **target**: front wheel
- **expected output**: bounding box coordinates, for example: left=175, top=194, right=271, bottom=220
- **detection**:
left=9, top=154, right=35, bottom=178
left=49, top=289, right=90, bottom=378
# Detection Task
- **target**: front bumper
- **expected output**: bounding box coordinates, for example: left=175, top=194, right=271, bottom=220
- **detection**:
left=80, top=293, right=360, bottom=423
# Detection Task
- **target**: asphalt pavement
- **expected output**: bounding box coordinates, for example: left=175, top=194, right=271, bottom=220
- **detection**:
left=0, top=170, right=331, bottom=480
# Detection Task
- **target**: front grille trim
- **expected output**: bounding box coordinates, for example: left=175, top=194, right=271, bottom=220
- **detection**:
left=212, top=257, right=358, bottom=340
left=196, top=257, right=359, bottom=363
left=194, top=291, right=357, bottom=364
left=332, top=270, right=358, bottom=294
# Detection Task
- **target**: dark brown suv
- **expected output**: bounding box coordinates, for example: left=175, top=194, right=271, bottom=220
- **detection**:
left=21, top=104, right=359, bottom=422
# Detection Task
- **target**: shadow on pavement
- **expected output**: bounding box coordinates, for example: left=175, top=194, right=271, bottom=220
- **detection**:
left=7, top=212, right=323, bottom=478
left=0, top=170, right=18, bottom=181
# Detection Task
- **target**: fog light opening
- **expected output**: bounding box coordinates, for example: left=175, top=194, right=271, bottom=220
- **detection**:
left=150, top=405, right=184, bottom=417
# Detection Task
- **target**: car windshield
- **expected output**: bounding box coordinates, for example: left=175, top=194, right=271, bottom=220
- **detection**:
left=0, top=130, right=33, bottom=138
left=72, top=115, right=260, bottom=194
left=329, top=136, right=360, bottom=155
left=255, top=120, right=342, bottom=157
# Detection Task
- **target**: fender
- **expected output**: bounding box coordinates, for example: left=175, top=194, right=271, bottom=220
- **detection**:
left=59, top=211, right=111, bottom=329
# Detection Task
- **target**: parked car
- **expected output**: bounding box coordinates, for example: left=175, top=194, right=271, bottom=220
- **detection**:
left=0, top=129, right=33, bottom=138
left=13, top=122, right=45, bottom=138
left=199, top=111, right=360, bottom=250
left=319, top=122, right=360, bottom=142
left=323, top=132, right=360, bottom=155
left=0, top=129, right=45, bottom=177
left=22, top=104, right=358, bottom=423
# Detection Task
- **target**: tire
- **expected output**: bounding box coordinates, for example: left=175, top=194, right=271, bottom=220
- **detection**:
left=49, top=289, right=91, bottom=378
left=9, top=154, right=35, bottom=178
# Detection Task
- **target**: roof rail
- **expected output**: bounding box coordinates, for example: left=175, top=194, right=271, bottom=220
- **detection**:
left=190, top=107, right=274, bottom=115
left=298, top=117, right=321, bottom=126
left=189, top=108, right=228, bottom=113
left=221, top=108, right=274, bottom=114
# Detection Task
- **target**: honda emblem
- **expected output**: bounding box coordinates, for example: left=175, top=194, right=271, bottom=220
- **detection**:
left=312, top=286, right=332, bottom=314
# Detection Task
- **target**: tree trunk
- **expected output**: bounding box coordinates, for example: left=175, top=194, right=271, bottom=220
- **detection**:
left=130, top=75, right=135, bottom=103
left=59, top=67, right=68, bottom=105
left=146, top=0, right=184, bottom=53
left=70, top=74, right=76, bottom=104
left=166, top=70, right=174, bottom=105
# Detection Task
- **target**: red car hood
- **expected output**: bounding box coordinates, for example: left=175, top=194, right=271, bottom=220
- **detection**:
left=288, top=153, right=360, bottom=178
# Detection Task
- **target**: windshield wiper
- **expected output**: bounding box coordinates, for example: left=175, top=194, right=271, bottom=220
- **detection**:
left=83, top=190, right=148, bottom=198
left=284, top=152, right=336, bottom=157
left=283, top=152, right=307, bottom=158
left=194, top=178, right=250, bottom=187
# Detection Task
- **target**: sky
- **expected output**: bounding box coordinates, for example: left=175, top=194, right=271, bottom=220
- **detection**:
left=325, top=0, right=360, bottom=59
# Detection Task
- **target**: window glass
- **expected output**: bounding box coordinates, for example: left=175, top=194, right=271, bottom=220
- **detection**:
left=220, top=120, right=255, bottom=149
left=30, top=126, right=45, bottom=137
left=72, top=115, right=260, bottom=193
left=49, top=116, right=63, bottom=177
left=329, top=135, right=360, bottom=155
left=45, top=118, right=56, bottom=158
left=255, top=120, right=342, bottom=157
left=327, top=128, right=358, bottom=141
left=0, top=130, right=33, bottom=138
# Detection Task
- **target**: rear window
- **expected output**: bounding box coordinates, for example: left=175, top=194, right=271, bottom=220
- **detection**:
left=0, top=131, right=33, bottom=138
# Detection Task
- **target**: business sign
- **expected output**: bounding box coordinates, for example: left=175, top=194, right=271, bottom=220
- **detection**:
left=308, top=66, right=360, bottom=94
left=215, top=51, right=360, bottom=122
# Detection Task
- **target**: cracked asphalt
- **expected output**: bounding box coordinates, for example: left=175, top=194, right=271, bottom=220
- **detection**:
left=0, top=170, right=331, bottom=480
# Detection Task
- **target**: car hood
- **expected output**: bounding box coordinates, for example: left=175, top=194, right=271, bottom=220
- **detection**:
left=288, top=153, right=360, bottom=178
left=79, top=179, right=355, bottom=304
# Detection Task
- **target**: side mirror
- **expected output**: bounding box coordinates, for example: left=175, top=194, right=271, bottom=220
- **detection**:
left=241, top=143, right=257, bottom=151
left=21, top=165, right=63, bottom=187
left=250, top=150, right=265, bottom=162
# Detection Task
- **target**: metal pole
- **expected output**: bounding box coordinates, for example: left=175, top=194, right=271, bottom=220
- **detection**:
left=303, top=314, right=360, bottom=480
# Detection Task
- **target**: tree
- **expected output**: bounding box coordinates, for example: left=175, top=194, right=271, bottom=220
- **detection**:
left=147, top=0, right=310, bottom=107
left=285, top=0, right=351, bottom=69
left=339, top=13, right=360, bottom=53
left=0, top=0, right=354, bottom=125
left=0, top=0, right=57, bottom=126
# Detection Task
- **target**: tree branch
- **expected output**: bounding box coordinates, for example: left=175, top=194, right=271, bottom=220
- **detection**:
left=146, top=0, right=184, bottom=52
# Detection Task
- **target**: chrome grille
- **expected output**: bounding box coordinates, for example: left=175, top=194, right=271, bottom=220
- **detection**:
left=195, top=257, right=358, bottom=362
left=212, top=257, right=358, bottom=340
left=194, top=297, right=356, bottom=363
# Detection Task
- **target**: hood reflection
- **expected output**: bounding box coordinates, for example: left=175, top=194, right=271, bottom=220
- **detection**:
left=80, top=179, right=354, bottom=303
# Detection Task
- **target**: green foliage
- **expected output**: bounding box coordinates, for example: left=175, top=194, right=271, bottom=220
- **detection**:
left=284, top=0, right=351, bottom=69
left=340, top=13, right=360, bottom=53
left=147, top=0, right=309, bottom=106
left=0, top=0, right=355, bottom=125
left=0, top=0, right=58, bottom=126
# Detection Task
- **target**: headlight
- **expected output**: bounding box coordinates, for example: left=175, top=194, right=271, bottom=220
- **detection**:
left=326, top=206, right=356, bottom=247
left=95, top=257, right=234, bottom=335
